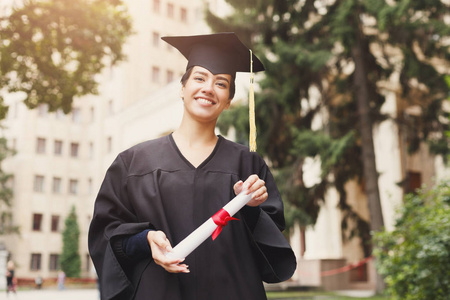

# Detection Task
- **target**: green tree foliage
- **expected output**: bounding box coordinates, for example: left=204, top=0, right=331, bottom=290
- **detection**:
left=0, top=137, right=17, bottom=235
left=60, top=205, right=81, bottom=278
left=209, top=0, right=449, bottom=257
left=374, top=181, right=450, bottom=300
left=0, top=0, right=132, bottom=115
left=446, top=75, right=450, bottom=163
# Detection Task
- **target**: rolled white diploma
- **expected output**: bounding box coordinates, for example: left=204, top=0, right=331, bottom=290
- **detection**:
left=166, top=192, right=252, bottom=259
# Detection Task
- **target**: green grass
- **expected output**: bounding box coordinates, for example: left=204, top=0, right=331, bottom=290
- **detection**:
left=266, top=290, right=391, bottom=299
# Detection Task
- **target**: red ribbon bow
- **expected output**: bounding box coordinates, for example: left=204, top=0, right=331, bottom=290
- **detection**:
left=211, top=208, right=239, bottom=240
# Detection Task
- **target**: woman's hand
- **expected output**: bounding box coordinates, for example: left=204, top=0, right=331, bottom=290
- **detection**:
left=147, top=230, right=189, bottom=273
left=233, top=174, right=268, bottom=207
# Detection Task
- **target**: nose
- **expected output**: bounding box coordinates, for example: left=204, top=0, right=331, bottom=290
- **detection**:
left=201, top=80, right=214, bottom=95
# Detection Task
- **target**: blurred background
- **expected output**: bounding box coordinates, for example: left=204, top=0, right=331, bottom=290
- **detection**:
left=0, top=0, right=448, bottom=298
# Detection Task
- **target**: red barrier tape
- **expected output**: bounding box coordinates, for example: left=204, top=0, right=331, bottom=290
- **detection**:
left=297, top=256, right=373, bottom=277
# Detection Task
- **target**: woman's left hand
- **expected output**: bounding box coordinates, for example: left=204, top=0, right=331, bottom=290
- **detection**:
left=233, top=174, right=268, bottom=207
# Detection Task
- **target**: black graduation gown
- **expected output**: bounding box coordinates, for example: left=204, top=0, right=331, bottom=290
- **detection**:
left=88, top=134, right=296, bottom=300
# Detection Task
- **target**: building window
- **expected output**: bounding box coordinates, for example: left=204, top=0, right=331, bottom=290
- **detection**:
left=34, top=175, right=45, bottom=193
left=70, top=142, right=79, bottom=157
left=49, top=254, right=60, bottom=271
left=167, top=3, right=174, bottom=18
left=180, top=7, right=187, bottom=23
left=14, top=102, right=19, bottom=118
left=36, top=138, right=46, bottom=154
left=51, top=215, right=60, bottom=232
left=54, top=140, right=63, bottom=156
left=152, top=66, right=160, bottom=83
left=72, top=107, right=81, bottom=123
left=107, top=137, right=112, bottom=153
left=52, top=177, right=62, bottom=194
left=69, top=179, right=78, bottom=195
left=152, top=0, right=160, bottom=13
left=406, top=171, right=422, bottom=194
left=30, top=253, right=42, bottom=271
left=86, top=254, right=91, bottom=271
left=1, top=211, right=13, bottom=231
left=89, top=142, right=94, bottom=159
left=37, top=104, right=48, bottom=117
left=88, top=178, right=93, bottom=195
left=300, top=227, right=306, bottom=257
left=152, top=31, right=160, bottom=47
left=108, top=100, right=114, bottom=116
left=55, top=108, right=65, bottom=120
left=90, top=107, right=95, bottom=123
left=167, top=70, right=174, bottom=84
left=32, top=213, right=43, bottom=231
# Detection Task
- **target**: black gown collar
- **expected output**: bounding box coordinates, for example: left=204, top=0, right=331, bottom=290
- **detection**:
left=168, top=133, right=223, bottom=169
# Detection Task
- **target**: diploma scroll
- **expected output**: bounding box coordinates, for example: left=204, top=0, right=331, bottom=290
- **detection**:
left=166, top=192, right=252, bottom=259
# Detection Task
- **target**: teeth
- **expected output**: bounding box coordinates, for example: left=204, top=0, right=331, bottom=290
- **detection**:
left=197, top=98, right=213, bottom=105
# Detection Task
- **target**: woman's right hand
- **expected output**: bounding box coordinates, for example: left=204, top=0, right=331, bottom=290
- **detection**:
left=147, top=230, right=190, bottom=273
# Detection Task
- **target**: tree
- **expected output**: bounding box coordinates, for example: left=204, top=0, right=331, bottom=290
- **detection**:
left=0, top=0, right=132, bottom=115
left=207, top=0, right=449, bottom=292
left=60, top=205, right=81, bottom=278
left=446, top=75, right=450, bottom=163
left=0, top=136, right=17, bottom=235
left=374, top=181, right=450, bottom=300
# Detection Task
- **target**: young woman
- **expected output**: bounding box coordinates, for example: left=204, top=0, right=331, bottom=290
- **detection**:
left=88, top=32, right=296, bottom=300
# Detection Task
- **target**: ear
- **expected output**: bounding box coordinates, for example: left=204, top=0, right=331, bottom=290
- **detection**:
left=225, top=99, right=232, bottom=110
left=180, top=87, right=184, bottom=99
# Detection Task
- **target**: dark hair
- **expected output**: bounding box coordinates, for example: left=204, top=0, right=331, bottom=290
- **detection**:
left=180, top=67, right=236, bottom=100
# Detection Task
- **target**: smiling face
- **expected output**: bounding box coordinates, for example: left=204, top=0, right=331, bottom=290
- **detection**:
left=180, top=66, right=233, bottom=124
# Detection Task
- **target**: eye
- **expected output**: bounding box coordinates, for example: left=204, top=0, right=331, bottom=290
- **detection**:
left=193, top=76, right=205, bottom=82
left=216, top=82, right=228, bottom=88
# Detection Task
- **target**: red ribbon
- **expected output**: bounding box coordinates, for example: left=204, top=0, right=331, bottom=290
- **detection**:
left=211, top=208, right=239, bottom=240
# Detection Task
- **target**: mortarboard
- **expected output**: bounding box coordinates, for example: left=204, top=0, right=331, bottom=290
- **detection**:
left=161, top=32, right=264, bottom=78
left=162, top=32, right=263, bottom=151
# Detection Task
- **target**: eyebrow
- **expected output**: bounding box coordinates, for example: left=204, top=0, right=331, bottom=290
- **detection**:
left=194, top=71, right=230, bottom=84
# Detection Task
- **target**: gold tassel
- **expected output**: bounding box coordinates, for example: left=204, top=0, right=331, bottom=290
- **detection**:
left=249, top=49, right=257, bottom=152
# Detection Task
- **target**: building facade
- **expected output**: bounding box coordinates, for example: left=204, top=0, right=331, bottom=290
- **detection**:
left=0, top=0, right=223, bottom=280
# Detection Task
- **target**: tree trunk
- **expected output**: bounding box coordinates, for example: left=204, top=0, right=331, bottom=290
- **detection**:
left=351, top=34, right=385, bottom=293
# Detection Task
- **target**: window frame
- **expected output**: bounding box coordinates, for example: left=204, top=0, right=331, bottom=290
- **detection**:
left=34, top=175, right=45, bottom=193
left=30, top=253, right=42, bottom=271
left=32, top=213, right=43, bottom=231
left=36, top=137, right=46, bottom=154
left=69, top=179, right=79, bottom=195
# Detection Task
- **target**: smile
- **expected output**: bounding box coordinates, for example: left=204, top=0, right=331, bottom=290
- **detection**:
left=196, top=97, right=215, bottom=105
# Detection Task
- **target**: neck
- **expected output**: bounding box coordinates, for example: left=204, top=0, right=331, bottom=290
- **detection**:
left=173, top=117, right=218, bottom=147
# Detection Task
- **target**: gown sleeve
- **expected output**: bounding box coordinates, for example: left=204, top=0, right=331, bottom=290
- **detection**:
left=88, top=154, right=155, bottom=300
left=121, top=229, right=152, bottom=260
left=241, top=161, right=297, bottom=283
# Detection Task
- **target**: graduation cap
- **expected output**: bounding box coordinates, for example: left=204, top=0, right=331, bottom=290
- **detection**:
left=161, top=32, right=264, bottom=78
left=161, top=32, right=264, bottom=151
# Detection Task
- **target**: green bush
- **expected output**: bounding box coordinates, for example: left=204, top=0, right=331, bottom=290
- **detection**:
left=374, top=181, right=450, bottom=300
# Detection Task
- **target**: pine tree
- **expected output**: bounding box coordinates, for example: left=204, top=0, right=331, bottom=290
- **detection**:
left=207, top=0, right=449, bottom=292
left=60, top=205, right=81, bottom=278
